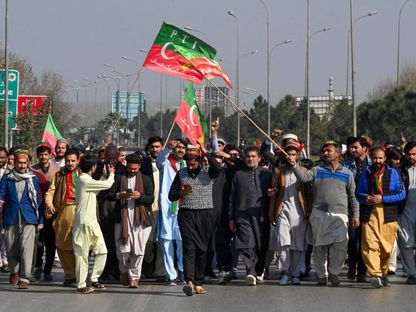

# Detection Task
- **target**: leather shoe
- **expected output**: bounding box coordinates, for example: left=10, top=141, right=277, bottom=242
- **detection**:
left=18, top=281, right=29, bottom=289
left=129, top=279, right=138, bottom=288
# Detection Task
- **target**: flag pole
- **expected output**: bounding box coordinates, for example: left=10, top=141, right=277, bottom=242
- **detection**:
left=163, top=114, right=177, bottom=149
left=206, top=79, right=288, bottom=157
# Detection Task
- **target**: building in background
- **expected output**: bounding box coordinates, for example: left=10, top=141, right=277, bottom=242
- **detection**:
left=112, top=91, right=146, bottom=120
left=296, top=77, right=351, bottom=119
left=195, top=86, right=230, bottom=117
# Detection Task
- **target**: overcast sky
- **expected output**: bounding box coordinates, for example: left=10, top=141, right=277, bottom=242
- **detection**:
left=1, top=0, right=415, bottom=119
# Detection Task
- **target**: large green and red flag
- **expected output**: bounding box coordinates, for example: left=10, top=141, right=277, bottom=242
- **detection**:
left=175, top=82, right=208, bottom=145
left=143, top=22, right=233, bottom=89
left=41, top=114, right=63, bottom=156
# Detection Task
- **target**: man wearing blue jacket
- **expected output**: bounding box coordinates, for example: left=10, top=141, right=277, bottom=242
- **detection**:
left=356, top=147, right=406, bottom=288
left=0, top=151, right=42, bottom=289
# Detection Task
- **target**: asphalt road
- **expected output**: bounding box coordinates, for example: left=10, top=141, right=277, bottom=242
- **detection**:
left=0, top=265, right=415, bottom=312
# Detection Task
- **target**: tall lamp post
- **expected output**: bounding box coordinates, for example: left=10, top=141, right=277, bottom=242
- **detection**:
left=228, top=10, right=240, bottom=145
left=257, top=0, right=271, bottom=135
left=397, top=0, right=412, bottom=89
left=121, top=55, right=144, bottom=146
left=306, top=17, right=332, bottom=157
left=97, top=74, right=111, bottom=118
left=346, top=11, right=378, bottom=97
left=3, top=0, right=9, bottom=148
left=270, top=39, right=292, bottom=121
left=184, top=26, right=211, bottom=44
left=349, top=0, right=358, bottom=136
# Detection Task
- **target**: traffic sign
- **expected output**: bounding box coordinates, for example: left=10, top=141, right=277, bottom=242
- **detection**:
left=0, top=69, right=20, bottom=129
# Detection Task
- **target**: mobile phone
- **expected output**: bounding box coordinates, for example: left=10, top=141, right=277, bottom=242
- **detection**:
left=127, top=188, right=133, bottom=194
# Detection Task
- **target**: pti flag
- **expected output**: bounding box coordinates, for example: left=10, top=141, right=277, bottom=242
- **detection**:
left=175, top=82, right=208, bottom=145
left=41, top=114, right=63, bottom=156
left=143, top=22, right=233, bottom=89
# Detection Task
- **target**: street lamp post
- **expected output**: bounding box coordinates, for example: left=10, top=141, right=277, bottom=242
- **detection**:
left=97, top=74, right=111, bottom=118
left=349, top=0, right=358, bottom=136
left=121, top=55, right=144, bottom=146
left=184, top=26, right=211, bottom=44
left=3, top=0, right=9, bottom=148
left=228, top=10, right=240, bottom=145
left=305, top=12, right=332, bottom=157
left=269, top=39, right=292, bottom=124
left=258, top=0, right=270, bottom=135
left=397, top=0, right=412, bottom=89
left=345, top=11, right=378, bottom=97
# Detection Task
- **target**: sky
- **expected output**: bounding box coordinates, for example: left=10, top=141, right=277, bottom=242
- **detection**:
left=1, top=0, right=415, bottom=121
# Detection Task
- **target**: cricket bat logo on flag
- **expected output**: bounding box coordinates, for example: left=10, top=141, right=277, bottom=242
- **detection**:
left=175, top=82, right=208, bottom=145
left=143, top=22, right=233, bottom=89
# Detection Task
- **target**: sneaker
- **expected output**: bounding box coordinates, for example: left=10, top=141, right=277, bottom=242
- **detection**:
left=387, top=270, right=396, bottom=275
left=328, top=274, right=340, bottom=286
left=291, top=277, right=301, bottom=285
left=256, top=273, right=264, bottom=283
left=280, top=274, right=289, bottom=285
left=1, top=266, right=10, bottom=273
left=167, top=280, right=177, bottom=286
left=245, top=274, right=256, bottom=286
left=33, top=267, right=43, bottom=280
left=370, top=276, right=383, bottom=288
left=381, top=276, right=391, bottom=287
left=406, top=275, right=416, bottom=284
left=317, top=277, right=327, bottom=286
left=230, top=270, right=238, bottom=280
left=44, top=274, right=53, bottom=282
left=218, top=271, right=233, bottom=285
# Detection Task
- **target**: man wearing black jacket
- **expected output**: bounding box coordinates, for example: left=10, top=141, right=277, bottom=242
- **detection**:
left=108, top=154, right=154, bottom=288
left=139, top=136, right=167, bottom=281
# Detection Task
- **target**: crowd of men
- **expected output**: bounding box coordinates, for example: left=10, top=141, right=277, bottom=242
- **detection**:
left=0, top=120, right=416, bottom=296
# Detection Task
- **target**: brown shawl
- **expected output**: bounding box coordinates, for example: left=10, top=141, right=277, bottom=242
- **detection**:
left=120, top=173, right=149, bottom=244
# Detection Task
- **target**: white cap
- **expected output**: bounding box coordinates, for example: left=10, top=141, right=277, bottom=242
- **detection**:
left=282, top=133, right=298, bottom=141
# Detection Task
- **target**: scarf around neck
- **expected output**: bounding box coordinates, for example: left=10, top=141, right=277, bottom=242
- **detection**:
left=120, top=173, right=149, bottom=245
left=370, top=164, right=386, bottom=195
left=8, top=169, right=39, bottom=217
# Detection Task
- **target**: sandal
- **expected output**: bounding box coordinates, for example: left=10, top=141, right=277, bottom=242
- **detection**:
left=194, top=286, right=206, bottom=295
left=77, top=286, right=95, bottom=294
left=183, top=282, right=194, bottom=296
left=91, top=282, right=106, bottom=289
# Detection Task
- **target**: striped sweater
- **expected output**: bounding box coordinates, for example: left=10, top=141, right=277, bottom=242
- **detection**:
left=293, top=163, right=359, bottom=218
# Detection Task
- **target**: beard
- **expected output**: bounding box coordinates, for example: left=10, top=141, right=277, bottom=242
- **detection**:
left=373, top=163, right=383, bottom=171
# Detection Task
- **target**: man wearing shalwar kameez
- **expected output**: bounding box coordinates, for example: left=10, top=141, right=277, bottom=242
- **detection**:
left=109, top=154, right=154, bottom=288
left=45, top=148, right=80, bottom=287
left=229, top=146, right=272, bottom=286
left=268, top=141, right=311, bottom=285
left=73, top=155, right=115, bottom=293
left=289, top=141, right=360, bottom=286
left=169, top=144, right=221, bottom=296
left=356, top=147, right=405, bottom=288
left=156, top=139, right=187, bottom=284
left=0, top=151, right=42, bottom=289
